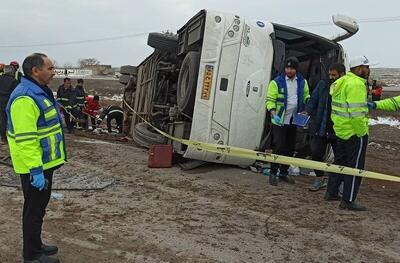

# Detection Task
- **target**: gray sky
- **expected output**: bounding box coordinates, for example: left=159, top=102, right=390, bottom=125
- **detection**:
left=1, top=0, right=399, bottom=68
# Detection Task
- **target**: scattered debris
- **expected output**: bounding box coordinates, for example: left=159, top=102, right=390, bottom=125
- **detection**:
left=51, top=192, right=64, bottom=200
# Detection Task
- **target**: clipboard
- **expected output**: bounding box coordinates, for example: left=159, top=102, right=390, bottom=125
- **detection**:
left=293, top=113, right=310, bottom=127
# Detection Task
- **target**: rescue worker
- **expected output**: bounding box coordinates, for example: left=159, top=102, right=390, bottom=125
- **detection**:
left=303, top=63, right=345, bottom=191
left=266, top=56, right=310, bottom=186
left=368, top=95, right=400, bottom=111
left=6, top=53, right=64, bottom=263
left=10, top=60, right=23, bottom=82
left=83, top=95, right=100, bottom=130
left=75, top=79, right=86, bottom=109
left=0, top=65, right=19, bottom=144
left=56, top=77, right=77, bottom=132
left=74, top=79, right=86, bottom=128
left=326, top=56, right=371, bottom=211
left=98, top=105, right=124, bottom=133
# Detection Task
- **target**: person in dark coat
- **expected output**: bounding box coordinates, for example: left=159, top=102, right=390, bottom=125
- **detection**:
left=56, top=78, right=77, bottom=132
left=0, top=65, right=19, bottom=143
left=98, top=105, right=124, bottom=133
left=74, top=79, right=86, bottom=128
left=75, top=79, right=86, bottom=109
left=303, top=63, right=345, bottom=192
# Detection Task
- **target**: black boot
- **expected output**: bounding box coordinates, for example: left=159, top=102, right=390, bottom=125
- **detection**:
left=24, top=254, right=60, bottom=263
left=41, top=244, right=58, bottom=256
left=324, top=191, right=341, bottom=201
left=339, top=200, right=367, bottom=211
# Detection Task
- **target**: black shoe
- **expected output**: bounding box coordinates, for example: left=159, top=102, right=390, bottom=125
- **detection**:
left=269, top=174, right=278, bottom=186
left=24, top=254, right=60, bottom=263
left=339, top=200, right=367, bottom=211
left=280, top=174, right=295, bottom=184
left=41, top=244, right=58, bottom=256
left=324, top=192, right=341, bottom=201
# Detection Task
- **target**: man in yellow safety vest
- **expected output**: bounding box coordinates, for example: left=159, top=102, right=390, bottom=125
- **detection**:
left=326, top=56, right=372, bottom=211
left=6, top=53, right=64, bottom=262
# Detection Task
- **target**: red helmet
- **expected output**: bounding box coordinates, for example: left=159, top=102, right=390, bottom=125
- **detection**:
left=10, top=61, right=19, bottom=69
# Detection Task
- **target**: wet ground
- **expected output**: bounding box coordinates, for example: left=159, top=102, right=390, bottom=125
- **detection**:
left=0, top=117, right=399, bottom=263
left=0, top=80, right=399, bottom=262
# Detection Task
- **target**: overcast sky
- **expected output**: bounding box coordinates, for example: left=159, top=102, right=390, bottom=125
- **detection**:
left=1, top=0, right=399, bottom=68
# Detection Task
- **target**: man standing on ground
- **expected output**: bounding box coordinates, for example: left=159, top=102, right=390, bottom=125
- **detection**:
left=74, top=79, right=86, bottom=127
left=303, top=63, right=345, bottom=191
left=266, top=56, right=310, bottom=186
left=0, top=65, right=19, bottom=144
left=57, top=77, right=77, bottom=133
left=326, top=56, right=371, bottom=211
left=75, top=79, right=86, bottom=109
left=6, top=53, right=64, bottom=262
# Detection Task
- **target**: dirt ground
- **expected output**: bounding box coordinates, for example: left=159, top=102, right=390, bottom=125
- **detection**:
left=0, top=87, right=399, bottom=263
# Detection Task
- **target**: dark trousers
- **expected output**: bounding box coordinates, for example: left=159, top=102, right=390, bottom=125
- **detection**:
left=62, top=108, right=74, bottom=132
left=327, top=135, right=368, bottom=202
left=0, top=99, right=7, bottom=141
left=310, top=135, right=337, bottom=177
left=20, top=170, right=53, bottom=260
left=270, top=124, right=297, bottom=176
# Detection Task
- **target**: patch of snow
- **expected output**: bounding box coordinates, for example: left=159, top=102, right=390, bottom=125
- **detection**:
left=368, top=142, right=382, bottom=148
left=369, top=117, right=400, bottom=129
left=102, top=94, right=123, bottom=101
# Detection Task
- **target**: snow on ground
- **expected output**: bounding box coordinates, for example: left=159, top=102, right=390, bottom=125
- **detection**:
left=102, top=94, right=123, bottom=101
left=369, top=117, right=400, bottom=129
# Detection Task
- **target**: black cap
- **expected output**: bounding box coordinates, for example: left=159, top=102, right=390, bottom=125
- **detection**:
left=285, top=56, right=299, bottom=70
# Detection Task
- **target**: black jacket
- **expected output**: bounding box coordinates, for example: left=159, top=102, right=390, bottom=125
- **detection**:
left=57, top=85, right=77, bottom=108
left=100, top=105, right=123, bottom=119
left=0, top=74, right=19, bottom=102
left=75, top=85, right=86, bottom=107
left=100, top=105, right=124, bottom=133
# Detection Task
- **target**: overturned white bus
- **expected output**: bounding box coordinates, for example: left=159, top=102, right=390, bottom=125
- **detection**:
left=121, top=10, right=358, bottom=166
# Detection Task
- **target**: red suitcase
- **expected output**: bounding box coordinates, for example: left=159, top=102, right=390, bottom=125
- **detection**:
left=148, top=144, right=173, bottom=168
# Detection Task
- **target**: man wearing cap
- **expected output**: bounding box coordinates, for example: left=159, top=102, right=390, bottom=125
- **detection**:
left=266, top=56, right=310, bottom=186
left=326, top=56, right=371, bottom=211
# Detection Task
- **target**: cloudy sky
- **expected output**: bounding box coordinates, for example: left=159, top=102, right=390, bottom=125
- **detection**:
left=1, top=0, right=398, bottom=68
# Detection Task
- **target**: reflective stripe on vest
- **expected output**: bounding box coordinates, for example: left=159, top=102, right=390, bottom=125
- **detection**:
left=331, top=101, right=367, bottom=108
left=108, top=109, right=123, bottom=115
left=6, top=78, right=65, bottom=165
left=331, top=100, right=368, bottom=119
left=331, top=110, right=367, bottom=118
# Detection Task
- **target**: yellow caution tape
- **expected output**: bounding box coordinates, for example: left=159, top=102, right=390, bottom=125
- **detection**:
left=123, top=100, right=400, bottom=183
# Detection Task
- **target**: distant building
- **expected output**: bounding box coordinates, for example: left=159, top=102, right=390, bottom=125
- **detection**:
left=84, top=65, right=113, bottom=75
left=54, top=68, right=93, bottom=78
